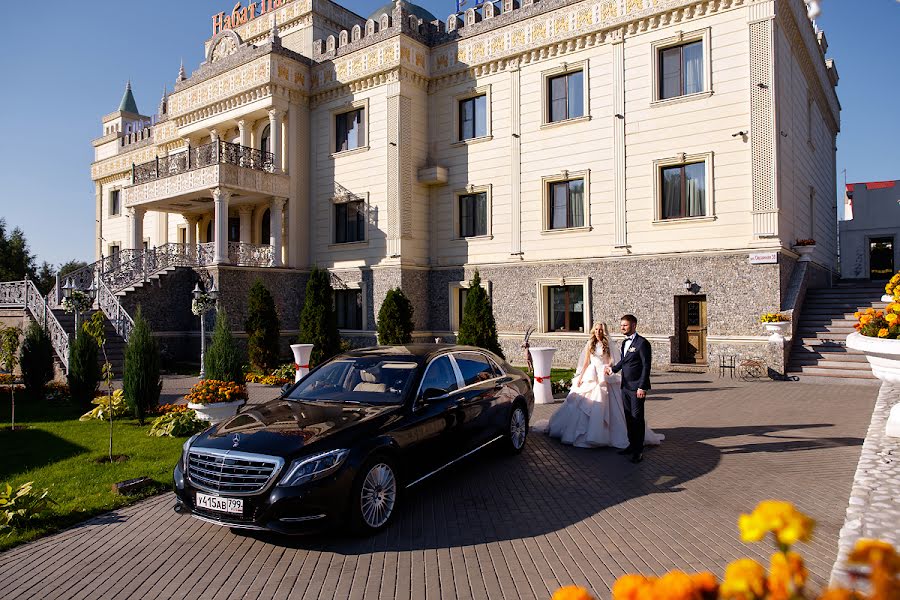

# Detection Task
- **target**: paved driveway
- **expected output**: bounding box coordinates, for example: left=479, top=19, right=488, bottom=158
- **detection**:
left=0, top=374, right=876, bottom=600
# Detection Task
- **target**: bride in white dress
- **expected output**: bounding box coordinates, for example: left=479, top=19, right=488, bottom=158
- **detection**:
left=534, top=323, right=664, bottom=449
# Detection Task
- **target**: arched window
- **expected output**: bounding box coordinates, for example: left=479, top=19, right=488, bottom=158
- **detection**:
left=261, top=209, right=271, bottom=244
left=206, top=220, right=213, bottom=242
left=260, top=125, right=271, bottom=154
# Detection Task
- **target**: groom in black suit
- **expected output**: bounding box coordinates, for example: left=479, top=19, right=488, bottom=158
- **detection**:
left=606, top=314, right=651, bottom=463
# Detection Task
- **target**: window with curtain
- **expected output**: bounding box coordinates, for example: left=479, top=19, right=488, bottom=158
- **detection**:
left=548, top=178, right=585, bottom=229
left=459, top=192, right=488, bottom=237
left=661, top=162, right=706, bottom=220
left=659, top=40, right=703, bottom=100
left=335, top=289, right=362, bottom=330
left=547, top=285, right=584, bottom=332
left=547, top=71, right=584, bottom=122
left=458, top=95, right=487, bottom=140
left=335, top=108, right=365, bottom=152
left=335, top=200, right=366, bottom=243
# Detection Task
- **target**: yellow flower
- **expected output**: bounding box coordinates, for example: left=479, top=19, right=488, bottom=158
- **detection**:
left=818, top=589, right=862, bottom=600
left=886, top=313, right=898, bottom=325
left=854, top=311, right=862, bottom=319
left=878, top=328, right=890, bottom=338
left=768, top=551, right=808, bottom=600
left=739, top=514, right=767, bottom=543
left=721, top=559, right=765, bottom=599
left=654, top=571, right=699, bottom=600
left=612, top=575, right=652, bottom=600
left=775, top=513, right=815, bottom=545
left=860, top=315, right=873, bottom=326
left=552, top=586, right=596, bottom=600
left=848, top=539, right=900, bottom=574
left=866, top=307, right=876, bottom=315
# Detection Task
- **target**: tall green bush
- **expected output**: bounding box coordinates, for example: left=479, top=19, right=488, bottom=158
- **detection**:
left=245, top=280, right=280, bottom=372
left=67, top=325, right=100, bottom=408
left=456, top=271, right=504, bottom=358
left=204, top=308, right=244, bottom=384
left=20, top=321, right=54, bottom=398
left=123, top=309, right=161, bottom=424
left=377, top=288, right=414, bottom=345
left=297, top=267, right=341, bottom=367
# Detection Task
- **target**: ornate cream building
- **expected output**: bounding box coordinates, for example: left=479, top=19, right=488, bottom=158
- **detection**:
left=88, top=0, right=840, bottom=372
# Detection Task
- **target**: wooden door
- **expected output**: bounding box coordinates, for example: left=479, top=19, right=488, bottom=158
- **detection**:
left=678, top=296, right=707, bottom=364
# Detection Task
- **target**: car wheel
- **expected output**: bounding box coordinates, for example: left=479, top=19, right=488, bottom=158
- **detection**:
left=349, top=455, right=399, bottom=535
left=503, top=403, right=529, bottom=454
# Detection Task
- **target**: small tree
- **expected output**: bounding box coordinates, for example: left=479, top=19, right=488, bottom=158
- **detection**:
left=297, top=267, right=341, bottom=367
left=0, top=326, right=21, bottom=429
left=377, top=288, right=414, bottom=345
left=245, top=280, right=280, bottom=372
left=205, top=308, right=245, bottom=384
left=67, top=323, right=100, bottom=409
left=83, top=312, right=117, bottom=461
left=123, top=309, right=161, bottom=425
left=456, top=271, right=504, bottom=358
left=20, top=321, right=54, bottom=398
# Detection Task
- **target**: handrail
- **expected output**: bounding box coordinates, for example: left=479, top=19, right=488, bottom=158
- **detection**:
left=96, top=279, right=134, bottom=342
left=0, top=280, right=69, bottom=370
left=131, top=140, right=275, bottom=185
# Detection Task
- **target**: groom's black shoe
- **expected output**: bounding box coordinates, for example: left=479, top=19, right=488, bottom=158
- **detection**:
left=617, top=448, right=633, bottom=456
left=630, top=453, right=643, bottom=464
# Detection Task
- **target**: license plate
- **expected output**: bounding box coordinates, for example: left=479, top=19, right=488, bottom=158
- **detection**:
left=196, top=492, right=243, bottom=514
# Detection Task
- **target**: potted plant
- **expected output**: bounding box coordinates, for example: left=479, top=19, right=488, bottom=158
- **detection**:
left=792, top=239, right=816, bottom=262
left=759, top=312, right=791, bottom=342
left=882, top=272, right=900, bottom=303
left=185, top=379, right=248, bottom=424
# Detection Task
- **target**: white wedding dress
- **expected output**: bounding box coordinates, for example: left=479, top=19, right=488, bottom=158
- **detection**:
left=533, top=343, right=664, bottom=449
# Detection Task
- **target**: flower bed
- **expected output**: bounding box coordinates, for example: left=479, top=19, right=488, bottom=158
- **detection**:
left=184, top=380, right=247, bottom=405
left=760, top=313, right=791, bottom=323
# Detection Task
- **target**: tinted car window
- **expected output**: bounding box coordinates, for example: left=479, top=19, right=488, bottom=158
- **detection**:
left=285, top=357, right=418, bottom=404
left=455, top=352, right=495, bottom=386
left=420, top=356, right=458, bottom=394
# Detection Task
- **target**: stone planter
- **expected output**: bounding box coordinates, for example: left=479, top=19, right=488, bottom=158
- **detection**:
left=763, top=321, right=792, bottom=342
left=882, top=294, right=894, bottom=303
left=846, top=332, right=900, bottom=437
left=793, top=245, right=816, bottom=262
left=188, top=399, right=245, bottom=424
left=290, top=344, right=314, bottom=382
left=530, top=347, right=557, bottom=405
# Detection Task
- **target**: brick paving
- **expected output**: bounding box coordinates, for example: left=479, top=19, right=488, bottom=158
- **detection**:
left=0, top=374, right=877, bottom=600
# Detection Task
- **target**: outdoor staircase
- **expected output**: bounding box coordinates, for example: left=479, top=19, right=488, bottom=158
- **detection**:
left=787, top=282, right=885, bottom=382
left=53, top=309, right=127, bottom=375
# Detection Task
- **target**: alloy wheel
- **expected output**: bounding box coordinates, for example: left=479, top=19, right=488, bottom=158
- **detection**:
left=360, top=463, right=396, bottom=529
left=510, top=407, right=527, bottom=450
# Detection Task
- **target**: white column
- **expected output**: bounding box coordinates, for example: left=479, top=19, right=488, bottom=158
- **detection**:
left=270, top=197, right=285, bottom=267
left=268, top=109, right=283, bottom=173
left=182, top=214, right=199, bottom=247
left=237, top=119, right=249, bottom=147
left=129, top=207, right=146, bottom=250
left=238, top=206, right=253, bottom=243
left=212, top=187, right=231, bottom=264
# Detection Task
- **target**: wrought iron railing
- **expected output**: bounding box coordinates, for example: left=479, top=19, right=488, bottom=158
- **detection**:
left=131, top=141, right=275, bottom=185
left=96, top=279, right=134, bottom=342
left=228, top=242, right=273, bottom=267
left=0, top=280, right=69, bottom=370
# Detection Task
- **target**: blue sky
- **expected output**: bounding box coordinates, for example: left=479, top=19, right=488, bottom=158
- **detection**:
left=0, top=0, right=896, bottom=266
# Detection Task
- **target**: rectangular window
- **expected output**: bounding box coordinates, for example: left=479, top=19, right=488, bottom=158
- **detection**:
left=659, top=41, right=704, bottom=100
left=458, top=95, right=487, bottom=140
left=335, top=200, right=366, bottom=244
left=108, top=244, right=120, bottom=256
left=549, top=179, right=585, bottom=229
left=660, top=162, right=706, bottom=219
left=457, top=287, right=469, bottom=329
left=547, top=285, right=584, bottom=333
left=335, top=108, right=365, bottom=153
left=459, top=192, right=488, bottom=237
left=109, top=190, right=121, bottom=216
left=548, top=71, right=584, bottom=122
left=335, top=289, right=363, bottom=330
left=178, top=226, right=187, bottom=245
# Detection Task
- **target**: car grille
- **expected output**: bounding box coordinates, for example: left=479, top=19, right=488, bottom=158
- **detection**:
left=187, top=448, right=282, bottom=495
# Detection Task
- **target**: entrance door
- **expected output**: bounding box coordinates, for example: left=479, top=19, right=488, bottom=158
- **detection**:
left=870, top=237, right=894, bottom=280
left=678, top=296, right=707, bottom=364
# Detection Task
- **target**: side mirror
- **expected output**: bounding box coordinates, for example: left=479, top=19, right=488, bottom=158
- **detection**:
left=420, top=387, right=447, bottom=402
left=281, top=382, right=293, bottom=395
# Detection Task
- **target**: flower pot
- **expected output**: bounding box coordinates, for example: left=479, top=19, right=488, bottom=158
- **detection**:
left=188, top=399, right=245, bottom=424
left=763, top=321, right=791, bottom=342
left=793, top=245, right=815, bottom=262
left=846, top=332, right=900, bottom=438
left=530, top=347, right=557, bottom=405
left=290, top=344, right=314, bottom=382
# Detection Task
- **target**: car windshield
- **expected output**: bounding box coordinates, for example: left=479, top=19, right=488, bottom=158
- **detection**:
left=284, top=357, right=419, bottom=405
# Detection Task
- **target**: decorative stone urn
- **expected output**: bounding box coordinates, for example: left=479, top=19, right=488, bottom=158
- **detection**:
left=763, top=321, right=792, bottom=342
left=290, top=343, right=314, bottom=382
left=530, top=347, right=557, bottom=405
left=793, top=244, right=816, bottom=262
left=188, top=399, right=245, bottom=424
left=847, top=332, right=900, bottom=437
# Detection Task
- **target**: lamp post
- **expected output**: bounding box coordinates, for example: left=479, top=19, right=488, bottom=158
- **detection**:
left=193, top=282, right=218, bottom=379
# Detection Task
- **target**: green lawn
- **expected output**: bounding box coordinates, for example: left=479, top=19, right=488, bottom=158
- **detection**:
left=0, top=392, right=186, bottom=552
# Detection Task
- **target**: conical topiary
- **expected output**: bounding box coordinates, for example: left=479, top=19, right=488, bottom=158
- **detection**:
left=377, top=288, right=414, bottom=345
left=204, top=308, right=245, bottom=384
left=245, top=279, right=280, bottom=372
left=67, top=324, right=100, bottom=408
left=122, top=308, right=161, bottom=424
left=456, top=271, right=504, bottom=358
left=297, top=267, right=342, bottom=367
left=20, top=321, right=54, bottom=398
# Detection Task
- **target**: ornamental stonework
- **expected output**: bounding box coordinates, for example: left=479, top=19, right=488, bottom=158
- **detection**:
left=168, top=55, right=272, bottom=117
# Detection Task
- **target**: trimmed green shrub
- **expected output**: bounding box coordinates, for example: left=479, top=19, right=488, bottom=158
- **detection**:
left=123, top=309, right=161, bottom=425
left=67, top=325, right=100, bottom=408
left=20, top=321, right=54, bottom=398
left=456, top=271, right=504, bottom=358
left=377, top=288, right=414, bottom=345
left=297, top=267, right=341, bottom=367
left=204, top=308, right=245, bottom=384
left=245, top=280, right=280, bottom=372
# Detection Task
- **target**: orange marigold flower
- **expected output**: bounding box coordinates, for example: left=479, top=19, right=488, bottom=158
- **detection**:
left=848, top=539, right=900, bottom=573
left=768, top=551, right=808, bottom=600
left=860, top=315, right=873, bottom=326
left=690, top=572, right=718, bottom=596
left=612, top=575, right=652, bottom=600
left=878, top=328, right=890, bottom=338
left=818, top=588, right=862, bottom=600
left=721, top=559, right=766, bottom=599
left=552, top=586, right=596, bottom=600
left=886, top=313, right=898, bottom=325
left=866, top=307, right=876, bottom=315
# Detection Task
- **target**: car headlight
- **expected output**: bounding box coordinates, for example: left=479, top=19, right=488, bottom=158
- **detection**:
left=278, top=449, right=349, bottom=487
left=181, top=434, right=199, bottom=472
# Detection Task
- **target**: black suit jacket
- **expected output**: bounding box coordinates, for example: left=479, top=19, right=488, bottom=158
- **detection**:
left=611, top=334, right=652, bottom=392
